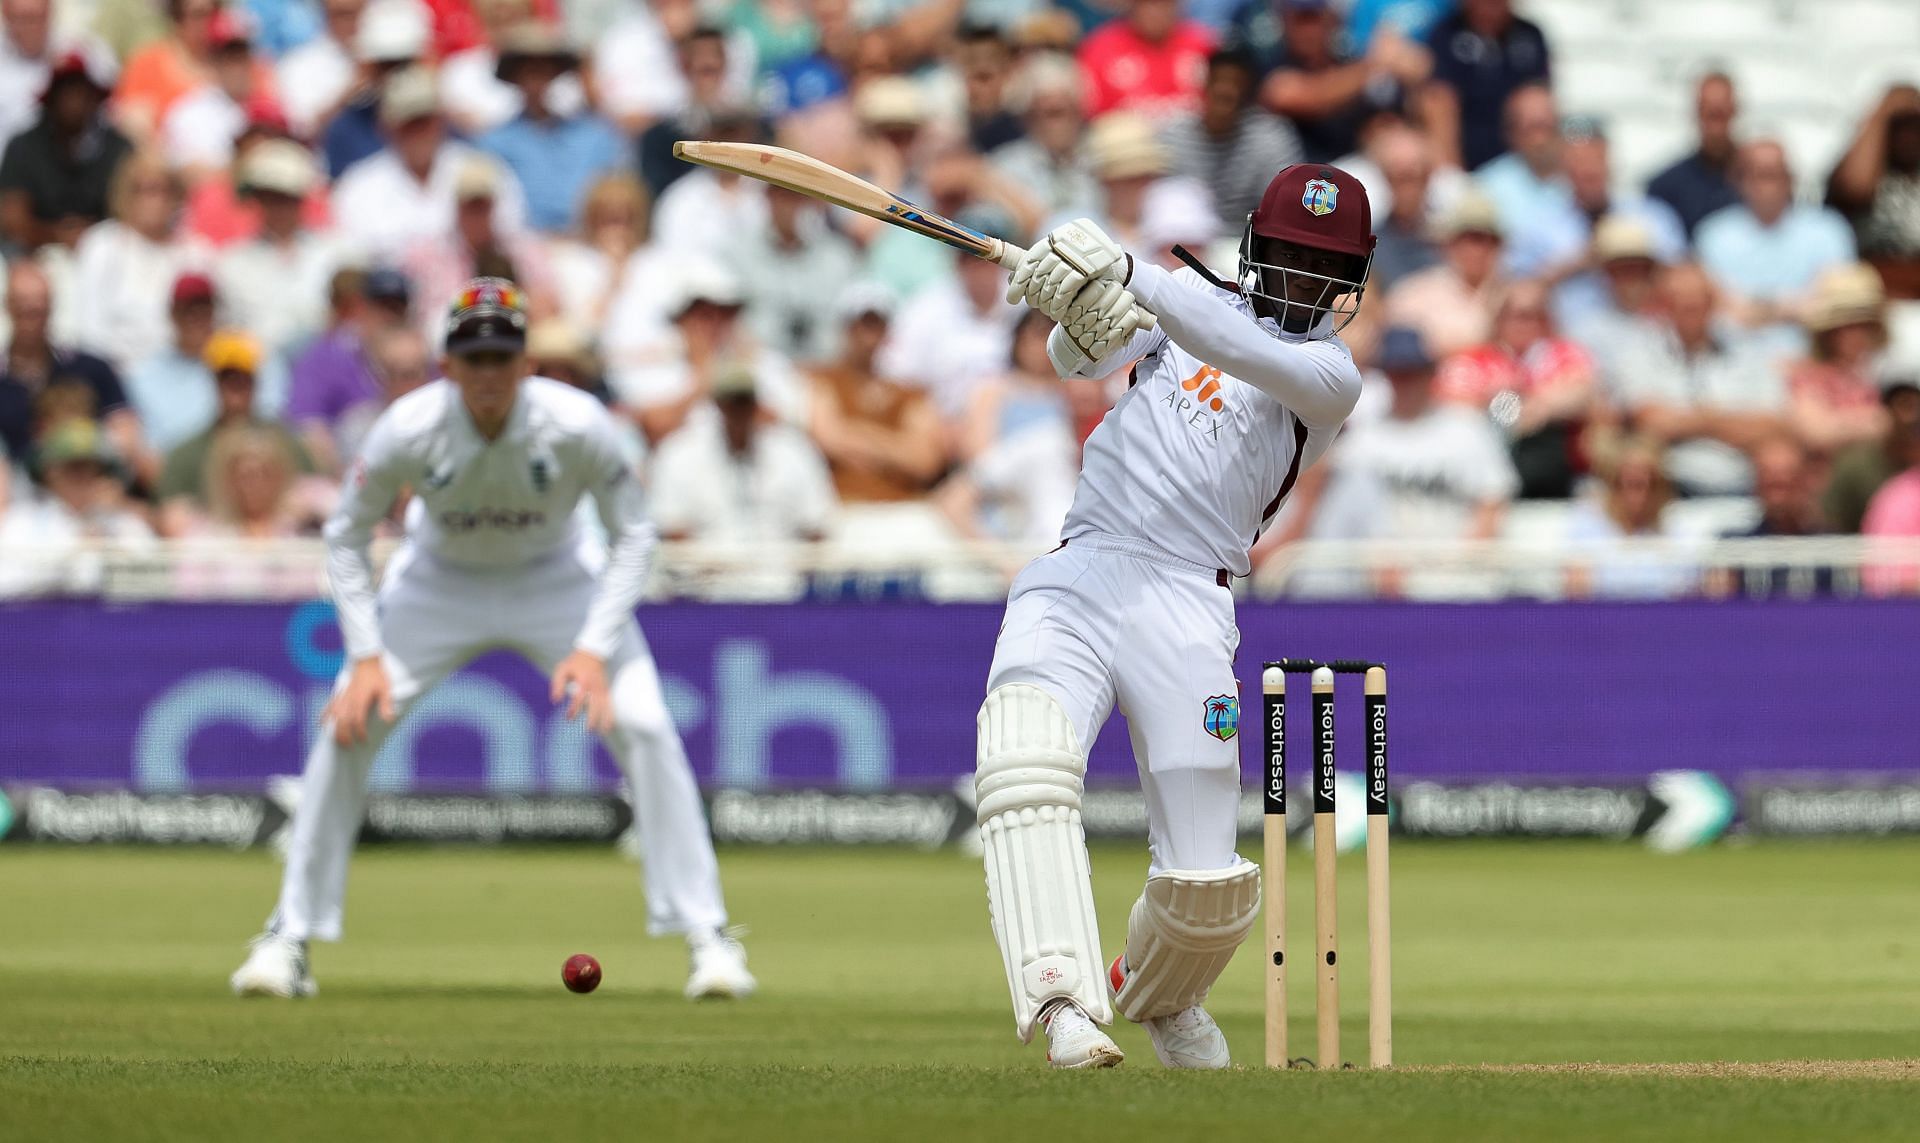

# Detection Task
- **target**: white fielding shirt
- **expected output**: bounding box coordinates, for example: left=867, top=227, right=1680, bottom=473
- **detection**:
left=1052, top=262, right=1364, bottom=577
left=325, top=378, right=656, bottom=662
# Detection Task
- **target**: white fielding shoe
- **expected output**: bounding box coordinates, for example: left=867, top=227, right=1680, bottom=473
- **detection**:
left=1142, top=1005, right=1231, bottom=1069
left=230, top=932, right=316, bottom=998
left=684, top=928, right=756, bottom=1000
left=1042, top=1001, right=1125, bottom=1069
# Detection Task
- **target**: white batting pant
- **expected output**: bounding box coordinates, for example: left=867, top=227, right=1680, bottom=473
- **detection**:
left=267, top=545, right=727, bottom=942
left=986, top=535, right=1244, bottom=874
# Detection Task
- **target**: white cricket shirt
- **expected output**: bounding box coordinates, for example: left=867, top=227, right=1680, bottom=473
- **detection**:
left=1052, top=262, right=1364, bottom=577
left=325, top=377, right=656, bottom=661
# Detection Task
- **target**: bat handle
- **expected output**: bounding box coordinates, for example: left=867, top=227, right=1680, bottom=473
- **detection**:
left=992, top=240, right=1028, bottom=270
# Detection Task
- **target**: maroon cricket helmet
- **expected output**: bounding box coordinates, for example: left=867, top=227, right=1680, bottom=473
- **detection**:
left=1249, top=163, right=1376, bottom=258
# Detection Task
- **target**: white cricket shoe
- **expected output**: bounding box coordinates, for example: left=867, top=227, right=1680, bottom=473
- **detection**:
left=1042, top=1000, right=1125, bottom=1069
left=230, top=932, right=316, bottom=998
left=1142, top=1005, right=1231, bottom=1069
left=684, top=927, right=756, bottom=1000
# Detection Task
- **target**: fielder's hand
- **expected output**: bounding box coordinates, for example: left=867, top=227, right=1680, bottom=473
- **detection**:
left=1061, top=277, right=1156, bottom=362
left=551, top=649, right=614, bottom=735
left=1006, top=218, right=1126, bottom=318
left=327, top=655, right=395, bottom=746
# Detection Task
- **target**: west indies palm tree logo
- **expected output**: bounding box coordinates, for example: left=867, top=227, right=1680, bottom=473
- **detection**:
left=1203, top=694, right=1240, bottom=742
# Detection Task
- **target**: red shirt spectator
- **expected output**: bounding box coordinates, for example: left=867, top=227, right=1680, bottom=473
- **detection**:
left=1078, top=0, right=1214, bottom=121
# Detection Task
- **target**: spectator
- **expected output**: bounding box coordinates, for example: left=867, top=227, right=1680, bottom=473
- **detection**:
left=114, top=0, right=225, bottom=142
left=1299, top=326, right=1518, bottom=596
left=594, top=0, right=705, bottom=137
left=0, top=0, right=114, bottom=148
left=177, top=108, right=332, bottom=249
left=1705, top=435, right=1835, bottom=598
left=70, top=152, right=211, bottom=374
left=334, top=322, right=430, bottom=462
left=276, top=0, right=362, bottom=139
left=154, top=330, right=314, bottom=525
left=1252, top=0, right=1421, bottom=165
left=1161, top=47, right=1303, bottom=227
left=317, top=0, right=430, bottom=179
left=330, top=66, right=529, bottom=258
left=1366, top=123, right=1444, bottom=289
left=474, top=22, right=621, bottom=235
left=1084, top=111, right=1171, bottom=249
left=957, top=23, right=1023, bottom=154
left=635, top=24, right=730, bottom=198
left=1786, top=263, right=1894, bottom=454
left=1436, top=280, right=1596, bottom=498
left=0, top=260, right=145, bottom=479
left=1385, top=190, right=1507, bottom=359
left=610, top=259, right=806, bottom=445
left=1607, top=263, right=1786, bottom=497
left=283, top=268, right=381, bottom=470
left=123, top=272, right=260, bottom=453
left=0, top=49, right=131, bottom=250
left=402, top=159, right=556, bottom=351
left=867, top=142, right=1041, bottom=298
left=440, top=0, right=587, bottom=138
left=1418, top=0, right=1550, bottom=172
left=1647, top=72, right=1741, bottom=240
left=1565, top=437, right=1696, bottom=600
left=1861, top=432, right=1920, bottom=594
left=1510, top=127, right=1686, bottom=328
left=524, top=317, right=605, bottom=399
left=878, top=207, right=1023, bottom=420
left=214, top=139, right=338, bottom=365
left=1137, top=177, right=1223, bottom=271
left=1078, top=0, right=1214, bottom=122
left=1345, top=0, right=1453, bottom=48
left=1825, top=381, right=1920, bottom=533
left=990, top=52, right=1098, bottom=222
left=938, top=309, right=1081, bottom=545
left=1827, top=84, right=1920, bottom=298
left=647, top=359, right=837, bottom=544
left=734, top=186, right=860, bottom=365
left=809, top=283, right=945, bottom=504
left=1473, top=83, right=1565, bottom=240
left=0, top=419, right=153, bottom=588
left=1696, top=140, right=1855, bottom=340
left=162, top=8, right=284, bottom=180
left=651, top=104, right=768, bottom=255
left=548, top=173, right=650, bottom=344
left=1568, top=216, right=1666, bottom=374
left=190, top=421, right=321, bottom=539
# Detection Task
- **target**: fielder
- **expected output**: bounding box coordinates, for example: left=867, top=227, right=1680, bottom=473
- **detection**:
left=979, top=165, right=1374, bottom=1068
left=231, top=277, right=753, bottom=1001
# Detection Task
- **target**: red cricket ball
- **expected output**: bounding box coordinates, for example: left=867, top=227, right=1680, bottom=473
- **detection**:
left=562, top=953, right=601, bottom=994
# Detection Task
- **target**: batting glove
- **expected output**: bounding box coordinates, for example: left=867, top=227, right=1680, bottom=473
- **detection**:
left=1006, top=218, right=1127, bottom=320
left=1061, top=278, right=1156, bottom=363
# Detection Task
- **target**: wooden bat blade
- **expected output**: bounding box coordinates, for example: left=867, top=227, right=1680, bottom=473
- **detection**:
left=673, top=140, right=1024, bottom=268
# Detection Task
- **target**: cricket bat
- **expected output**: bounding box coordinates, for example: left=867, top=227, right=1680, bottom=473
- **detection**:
left=673, top=140, right=1028, bottom=269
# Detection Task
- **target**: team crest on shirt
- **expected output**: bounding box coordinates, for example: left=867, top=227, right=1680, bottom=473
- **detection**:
left=1203, top=694, right=1240, bottom=742
left=530, top=457, right=551, bottom=494
left=1302, top=178, right=1338, bottom=217
left=422, top=461, right=456, bottom=491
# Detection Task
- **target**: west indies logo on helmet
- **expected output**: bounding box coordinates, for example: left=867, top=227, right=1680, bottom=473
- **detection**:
left=445, top=276, right=529, bottom=356
left=1238, top=164, right=1374, bottom=338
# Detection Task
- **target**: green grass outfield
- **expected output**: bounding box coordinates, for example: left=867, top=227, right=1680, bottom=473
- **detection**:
left=3, top=840, right=1917, bottom=1141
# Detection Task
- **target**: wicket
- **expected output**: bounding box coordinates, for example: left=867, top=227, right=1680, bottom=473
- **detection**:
left=1261, top=659, right=1392, bottom=1070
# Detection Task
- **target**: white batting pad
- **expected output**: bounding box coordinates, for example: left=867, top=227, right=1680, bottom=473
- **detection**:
left=976, top=683, right=1111, bottom=1041
left=1111, top=861, right=1261, bottom=1022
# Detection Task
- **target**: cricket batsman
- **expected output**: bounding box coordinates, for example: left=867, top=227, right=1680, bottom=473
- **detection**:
left=231, top=277, right=754, bottom=1001
left=977, top=165, right=1373, bottom=1068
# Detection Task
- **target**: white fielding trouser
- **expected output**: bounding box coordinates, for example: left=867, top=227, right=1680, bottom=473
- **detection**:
left=267, top=544, right=727, bottom=941
left=986, top=535, right=1244, bottom=874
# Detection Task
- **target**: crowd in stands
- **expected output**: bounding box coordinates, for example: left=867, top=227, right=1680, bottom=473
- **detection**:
left=2, top=0, right=1920, bottom=599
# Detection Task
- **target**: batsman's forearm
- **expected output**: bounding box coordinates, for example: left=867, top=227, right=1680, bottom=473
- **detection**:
left=1127, top=262, right=1358, bottom=426
left=574, top=520, right=658, bottom=659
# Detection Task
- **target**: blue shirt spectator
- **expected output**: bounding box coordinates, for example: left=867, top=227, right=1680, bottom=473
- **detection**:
left=1646, top=73, right=1741, bottom=238
left=475, top=25, right=623, bottom=235
left=1347, top=0, right=1455, bottom=48
left=1240, top=0, right=1410, bottom=164
left=321, top=95, right=385, bottom=179
left=1697, top=141, right=1856, bottom=325
left=241, top=0, right=321, bottom=58
left=1425, top=0, right=1550, bottom=171
left=1474, top=83, right=1567, bottom=237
